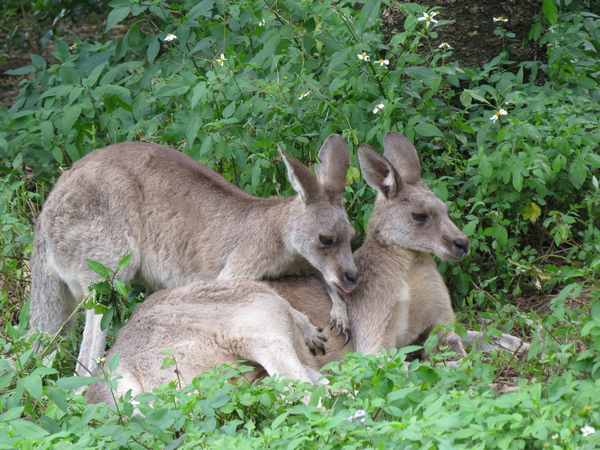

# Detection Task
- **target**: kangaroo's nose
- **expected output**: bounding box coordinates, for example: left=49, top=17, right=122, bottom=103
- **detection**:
left=345, top=271, right=357, bottom=287
left=454, top=238, right=470, bottom=255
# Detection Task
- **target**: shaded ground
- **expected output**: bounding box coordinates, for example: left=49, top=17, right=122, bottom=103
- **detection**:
left=383, top=0, right=545, bottom=70
left=0, top=14, right=123, bottom=108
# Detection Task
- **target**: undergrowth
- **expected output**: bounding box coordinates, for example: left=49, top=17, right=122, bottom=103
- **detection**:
left=0, top=0, right=599, bottom=447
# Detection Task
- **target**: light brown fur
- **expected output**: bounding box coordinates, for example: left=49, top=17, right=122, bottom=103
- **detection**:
left=86, top=132, right=528, bottom=405
left=30, top=135, right=357, bottom=377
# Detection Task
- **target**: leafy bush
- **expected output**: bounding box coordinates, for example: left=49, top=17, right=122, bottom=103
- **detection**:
left=1, top=0, right=599, bottom=447
left=2, top=0, right=599, bottom=304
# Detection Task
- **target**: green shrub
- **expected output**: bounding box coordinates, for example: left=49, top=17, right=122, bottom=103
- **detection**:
left=0, top=0, right=599, bottom=447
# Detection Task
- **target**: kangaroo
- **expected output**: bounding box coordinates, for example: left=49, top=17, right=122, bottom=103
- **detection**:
left=29, top=134, right=357, bottom=377
left=86, top=131, right=528, bottom=405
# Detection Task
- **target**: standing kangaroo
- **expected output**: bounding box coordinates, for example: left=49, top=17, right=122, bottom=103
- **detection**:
left=29, top=135, right=357, bottom=377
left=86, top=131, right=528, bottom=404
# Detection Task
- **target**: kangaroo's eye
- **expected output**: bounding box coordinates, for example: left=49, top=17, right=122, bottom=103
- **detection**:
left=412, top=213, right=428, bottom=222
left=319, top=235, right=334, bottom=246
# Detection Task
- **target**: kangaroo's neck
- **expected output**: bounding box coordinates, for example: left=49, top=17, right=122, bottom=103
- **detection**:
left=347, top=234, right=426, bottom=354
left=242, top=195, right=310, bottom=278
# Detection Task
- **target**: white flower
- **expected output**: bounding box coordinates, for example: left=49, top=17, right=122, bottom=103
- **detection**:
left=377, top=58, right=389, bottom=67
left=69, top=43, right=79, bottom=50
left=93, top=357, right=105, bottom=365
left=493, top=17, right=508, bottom=23
left=418, top=12, right=438, bottom=28
left=373, top=103, right=385, bottom=114
left=164, top=33, right=177, bottom=42
left=490, top=108, right=508, bottom=122
left=217, top=53, right=227, bottom=66
left=549, top=25, right=557, bottom=33
left=552, top=434, right=559, bottom=439
left=349, top=409, right=367, bottom=422
left=438, top=42, right=451, bottom=49
left=357, top=52, right=370, bottom=61
left=298, top=92, right=310, bottom=100
left=581, top=426, right=596, bottom=437
left=259, top=19, right=266, bottom=26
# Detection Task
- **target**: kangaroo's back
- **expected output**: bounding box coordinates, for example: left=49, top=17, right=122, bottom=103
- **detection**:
left=30, top=135, right=357, bottom=376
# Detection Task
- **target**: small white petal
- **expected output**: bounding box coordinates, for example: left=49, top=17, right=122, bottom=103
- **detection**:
left=164, top=33, right=177, bottom=42
left=581, top=426, right=595, bottom=437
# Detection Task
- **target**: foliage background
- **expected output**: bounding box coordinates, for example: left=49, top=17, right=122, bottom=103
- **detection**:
left=0, top=0, right=599, bottom=447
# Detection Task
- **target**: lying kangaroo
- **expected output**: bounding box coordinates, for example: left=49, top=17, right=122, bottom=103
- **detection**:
left=29, top=135, right=357, bottom=377
left=86, top=131, right=528, bottom=404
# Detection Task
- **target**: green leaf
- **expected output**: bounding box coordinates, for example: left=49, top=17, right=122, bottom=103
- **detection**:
left=53, top=40, right=70, bottom=61
left=414, top=123, right=444, bottom=138
left=52, top=146, right=64, bottom=165
left=404, top=66, right=440, bottom=82
left=568, top=159, right=587, bottom=189
left=327, top=47, right=351, bottom=74
left=210, top=394, right=230, bottom=408
left=541, top=0, right=558, bottom=25
left=0, top=406, right=25, bottom=422
left=56, top=376, right=104, bottom=390
left=462, top=219, right=478, bottom=237
left=106, top=6, right=131, bottom=32
left=272, top=412, right=289, bottom=430
left=113, top=279, right=128, bottom=298
left=62, top=105, right=82, bottom=134
left=108, top=353, right=121, bottom=372
left=356, top=0, right=381, bottom=34
left=46, top=387, right=69, bottom=412
left=414, top=365, right=440, bottom=383
left=31, top=54, right=46, bottom=70
left=479, top=158, right=493, bottom=179
left=222, top=101, right=236, bottom=119
left=157, top=84, right=191, bottom=97
left=147, top=36, right=160, bottom=65
left=93, top=281, right=112, bottom=296
left=512, top=165, right=523, bottom=192
left=188, top=0, right=215, bottom=20
left=9, top=419, right=49, bottom=440
left=5, top=65, right=36, bottom=76
left=100, top=307, right=114, bottom=331
left=21, top=374, right=43, bottom=401
left=86, top=260, right=111, bottom=277
left=116, top=254, right=132, bottom=271
left=493, top=223, right=508, bottom=247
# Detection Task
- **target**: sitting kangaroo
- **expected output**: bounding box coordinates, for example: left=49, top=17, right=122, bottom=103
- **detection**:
left=86, top=131, right=528, bottom=404
left=29, top=135, right=357, bottom=377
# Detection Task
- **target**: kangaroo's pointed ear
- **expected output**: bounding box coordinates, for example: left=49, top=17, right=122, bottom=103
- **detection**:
left=314, top=134, right=351, bottom=197
left=279, top=145, right=319, bottom=202
left=382, top=131, right=422, bottom=185
left=358, top=144, right=399, bottom=198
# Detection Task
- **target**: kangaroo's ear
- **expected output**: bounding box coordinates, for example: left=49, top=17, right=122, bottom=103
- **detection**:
left=358, top=144, right=400, bottom=198
left=314, top=134, right=351, bottom=196
left=279, top=146, right=320, bottom=202
left=382, top=131, right=422, bottom=185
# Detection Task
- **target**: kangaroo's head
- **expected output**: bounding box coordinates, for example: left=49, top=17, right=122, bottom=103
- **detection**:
left=358, top=131, right=469, bottom=261
left=281, top=134, right=357, bottom=294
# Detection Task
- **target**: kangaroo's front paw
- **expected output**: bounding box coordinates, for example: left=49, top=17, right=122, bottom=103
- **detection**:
left=306, top=327, right=328, bottom=356
left=330, top=300, right=351, bottom=346
left=290, top=308, right=328, bottom=355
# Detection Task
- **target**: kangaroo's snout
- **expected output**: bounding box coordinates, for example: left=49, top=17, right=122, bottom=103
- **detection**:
left=335, top=269, right=358, bottom=294
left=454, top=238, right=470, bottom=257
